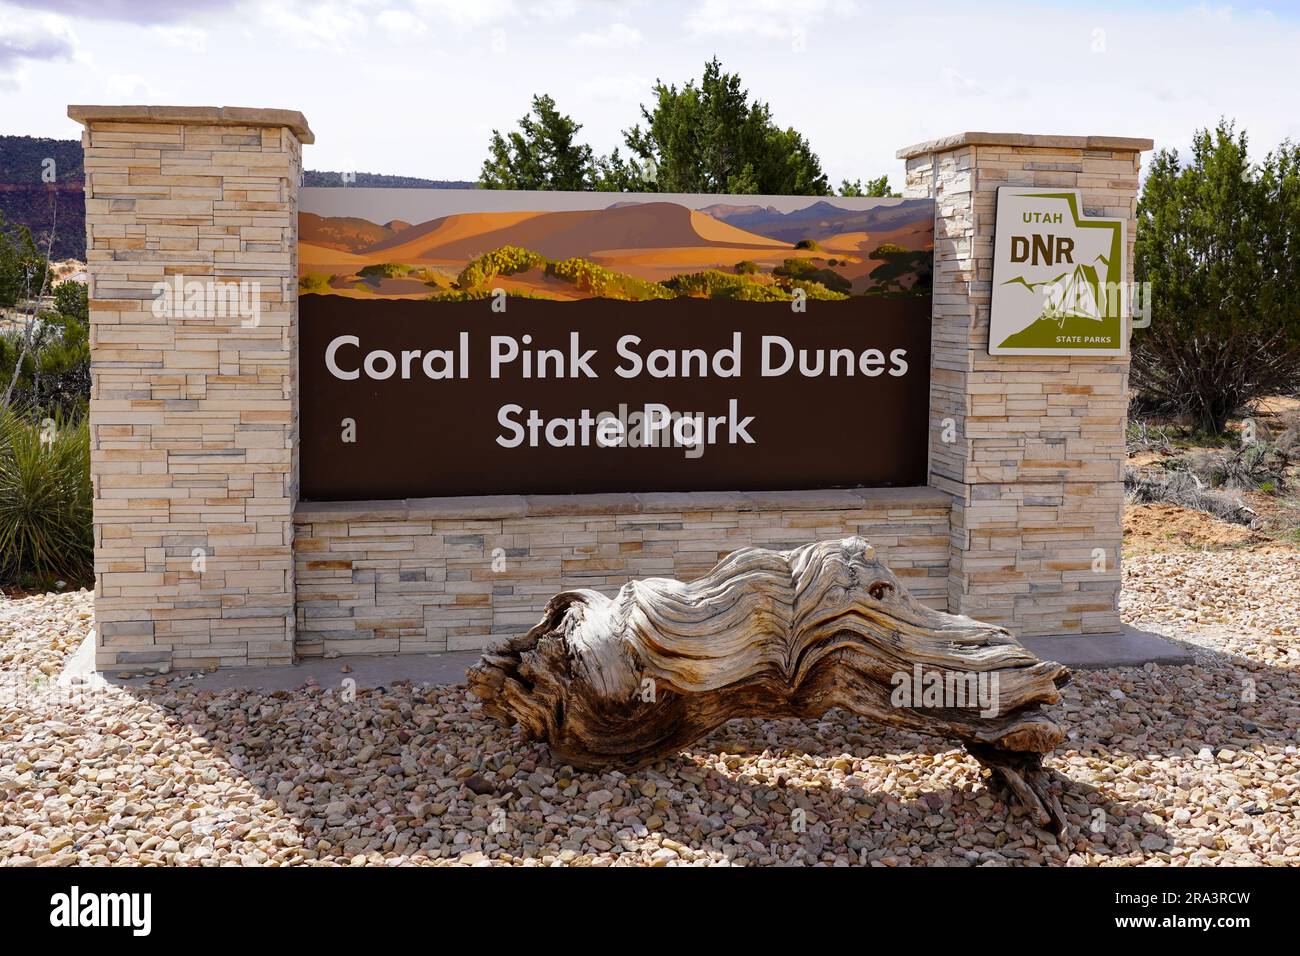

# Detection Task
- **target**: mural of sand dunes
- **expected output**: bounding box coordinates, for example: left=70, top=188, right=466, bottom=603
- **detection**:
left=298, top=189, right=933, bottom=302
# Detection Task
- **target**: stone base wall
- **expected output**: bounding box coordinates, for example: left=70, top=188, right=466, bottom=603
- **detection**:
left=292, top=488, right=951, bottom=656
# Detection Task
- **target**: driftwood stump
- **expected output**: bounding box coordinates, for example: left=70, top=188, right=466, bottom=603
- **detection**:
left=468, top=537, right=1073, bottom=831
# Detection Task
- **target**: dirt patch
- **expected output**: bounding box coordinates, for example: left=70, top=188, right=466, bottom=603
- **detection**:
left=1127, top=450, right=1167, bottom=468
left=1123, top=502, right=1272, bottom=553
left=1126, top=393, right=1300, bottom=545
left=1249, top=394, right=1300, bottom=432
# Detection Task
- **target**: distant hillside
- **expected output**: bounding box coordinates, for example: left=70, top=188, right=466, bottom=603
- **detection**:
left=0, top=135, right=83, bottom=185
left=303, top=171, right=476, bottom=189
left=299, top=212, right=412, bottom=252
left=698, top=198, right=933, bottom=244
left=0, top=134, right=475, bottom=259
left=0, top=136, right=86, bottom=260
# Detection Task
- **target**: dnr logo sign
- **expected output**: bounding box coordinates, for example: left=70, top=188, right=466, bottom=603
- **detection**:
left=989, top=186, right=1128, bottom=356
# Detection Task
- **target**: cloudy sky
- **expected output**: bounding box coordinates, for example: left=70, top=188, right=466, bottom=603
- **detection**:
left=2, top=0, right=1299, bottom=186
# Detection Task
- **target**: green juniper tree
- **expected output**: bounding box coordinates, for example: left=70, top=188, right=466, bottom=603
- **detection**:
left=1132, top=120, right=1300, bottom=434
left=0, top=212, right=48, bottom=309
left=614, top=57, right=830, bottom=195
left=480, top=94, right=598, bottom=190
left=1, top=209, right=59, bottom=411
left=0, top=280, right=89, bottom=418
left=481, top=60, right=835, bottom=196
left=838, top=175, right=899, bottom=198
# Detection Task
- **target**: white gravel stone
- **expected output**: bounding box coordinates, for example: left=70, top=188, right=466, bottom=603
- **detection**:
left=1, top=530, right=1297, bottom=866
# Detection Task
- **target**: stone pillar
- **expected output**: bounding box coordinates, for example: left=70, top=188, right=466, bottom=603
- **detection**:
left=898, top=132, right=1153, bottom=637
left=69, top=105, right=312, bottom=671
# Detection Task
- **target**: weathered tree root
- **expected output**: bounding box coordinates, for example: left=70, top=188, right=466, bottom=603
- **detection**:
left=469, top=537, right=1073, bottom=832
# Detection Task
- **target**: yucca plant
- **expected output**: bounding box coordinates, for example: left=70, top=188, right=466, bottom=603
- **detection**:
left=0, top=408, right=92, bottom=588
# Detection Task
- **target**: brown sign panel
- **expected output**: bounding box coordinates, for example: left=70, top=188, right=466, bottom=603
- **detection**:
left=299, top=295, right=931, bottom=499
left=297, top=187, right=933, bottom=500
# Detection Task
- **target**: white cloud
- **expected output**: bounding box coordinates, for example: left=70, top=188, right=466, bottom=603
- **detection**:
left=5, top=1, right=239, bottom=24
left=102, top=72, right=161, bottom=99
left=376, top=8, right=428, bottom=37
left=0, top=9, right=77, bottom=87
left=578, top=71, right=650, bottom=102
left=151, top=25, right=207, bottom=52
left=260, top=1, right=371, bottom=51
left=526, top=0, right=577, bottom=21
left=684, top=0, right=857, bottom=41
left=410, top=0, right=519, bottom=28
left=573, top=22, right=641, bottom=49
left=941, top=67, right=984, bottom=97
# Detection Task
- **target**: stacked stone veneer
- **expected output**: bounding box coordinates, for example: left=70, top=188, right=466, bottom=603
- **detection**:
left=293, top=488, right=952, bottom=655
left=72, top=106, right=312, bottom=671
left=73, top=109, right=1150, bottom=667
left=899, top=133, right=1151, bottom=636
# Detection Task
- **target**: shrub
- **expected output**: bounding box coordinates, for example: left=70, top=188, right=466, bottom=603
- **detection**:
left=772, top=258, right=852, bottom=293
left=774, top=257, right=817, bottom=278
left=665, top=268, right=848, bottom=301
left=29, top=311, right=89, bottom=418
left=1132, top=122, right=1300, bottom=434
left=298, top=272, right=331, bottom=294
left=729, top=282, right=791, bottom=302
left=53, top=280, right=88, bottom=323
left=0, top=212, right=50, bottom=308
left=431, top=288, right=551, bottom=302
left=665, top=269, right=784, bottom=300
left=1125, top=420, right=1177, bottom=456
left=1276, top=410, right=1300, bottom=457
left=775, top=278, right=849, bottom=300
left=0, top=281, right=90, bottom=419
left=734, top=260, right=759, bottom=275
left=793, top=238, right=822, bottom=251
left=1184, top=443, right=1289, bottom=493
left=546, top=257, right=672, bottom=300
left=1124, top=465, right=1258, bottom=526
left=456, top=246, right=548, bottom=290
left=357, top=263, right=413, bottom=280
left=665, top=269, right=742, bottom=297
left=866, top=247, right=932, bottom=296
left=0, top=408, right=92, bottom=588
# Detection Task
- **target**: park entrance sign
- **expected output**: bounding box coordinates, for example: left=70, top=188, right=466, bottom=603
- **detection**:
left=298, top=189, right=934, bottom=499
left=67, top=106, right=1152, bottom=670
left=988, top=186, right=1127, bottom=356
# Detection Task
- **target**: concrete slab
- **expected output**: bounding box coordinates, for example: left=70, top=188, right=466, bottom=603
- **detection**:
left=59, top=631, right=483, bottom=692
left=66, top=625, right=1196, bottom=694
left=173, top=651, right=484, bottom=692
left=56, top=627, right=97, bottom=688
left=1021, top=625, right=1196, bottom=669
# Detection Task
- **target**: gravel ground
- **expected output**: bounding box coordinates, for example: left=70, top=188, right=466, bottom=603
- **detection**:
left=2, top=525, right=1298, bottom=866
